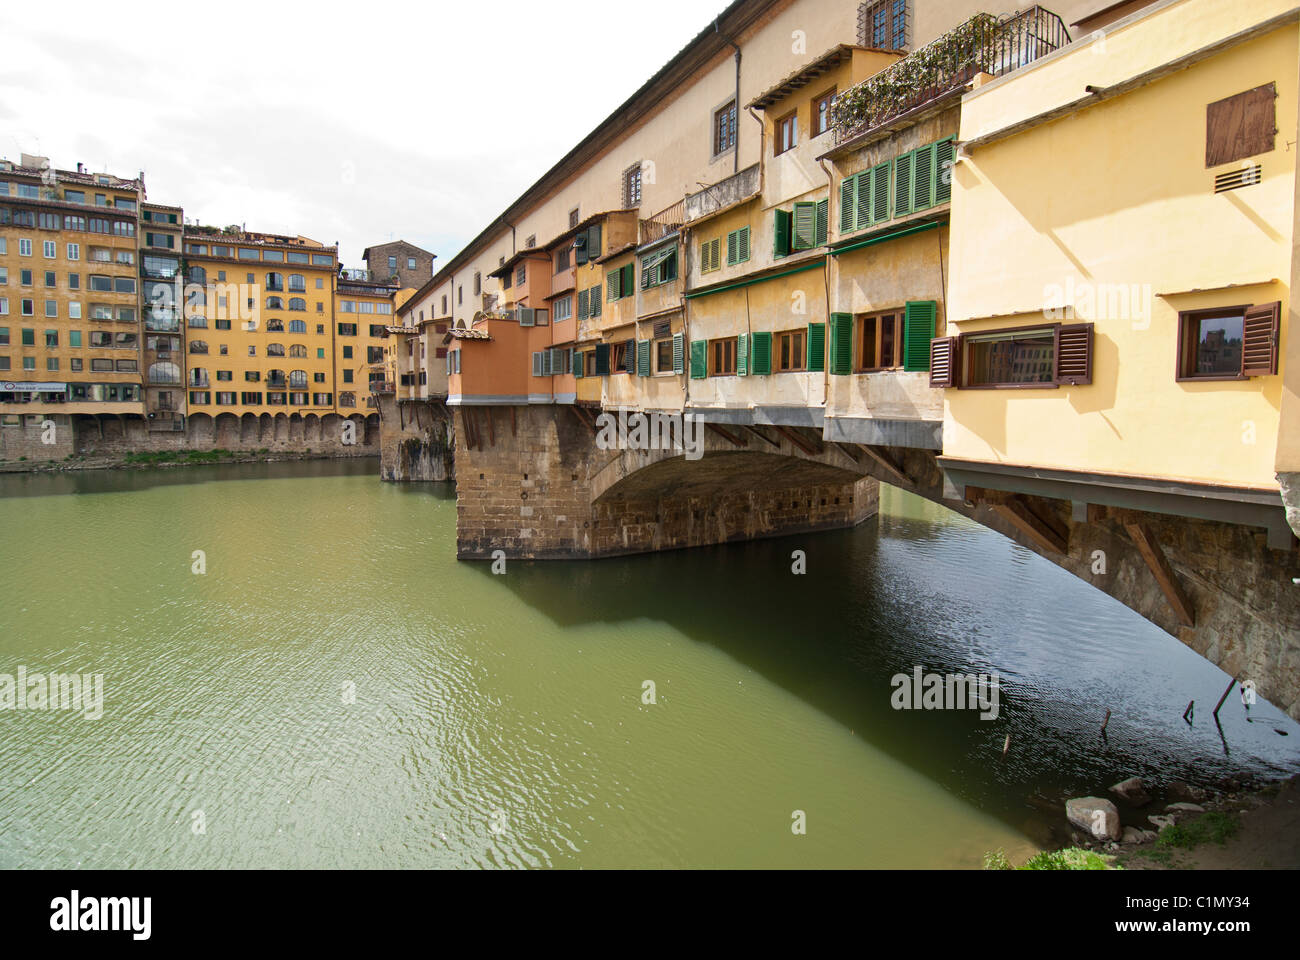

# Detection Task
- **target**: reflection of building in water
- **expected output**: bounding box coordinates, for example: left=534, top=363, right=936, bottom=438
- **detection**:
left=986, top=339, right=1054, bottom=383
left=1197, top=327, right=1242, bottom=374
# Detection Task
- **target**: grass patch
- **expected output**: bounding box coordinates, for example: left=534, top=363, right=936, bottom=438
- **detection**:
left=984, top=847, right=1120, bottom=870
left=122, top=448, right=235, bottom=466
left=1157, top=811, right=1240, bottom=850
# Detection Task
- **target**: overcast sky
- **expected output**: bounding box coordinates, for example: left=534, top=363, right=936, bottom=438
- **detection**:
left=0, top=0, right=728, bottom=272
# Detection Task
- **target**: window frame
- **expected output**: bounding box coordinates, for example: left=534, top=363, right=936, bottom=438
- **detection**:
left=709, top=336, right=738, bottom=377
left=857, top=310, right=903, bottom=372
left=775, top=112, right=799, bottom=155
left=813, top=88, right=837, bottom=138
left=1175, top=305, right=1250, bottom=382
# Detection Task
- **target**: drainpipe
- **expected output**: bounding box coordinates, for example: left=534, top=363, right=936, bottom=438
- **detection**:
left=716, top=19, right=741, bottom=175
left=747, top=106, right=765, bottom=194
left=819, top=159, right=836, bottom=403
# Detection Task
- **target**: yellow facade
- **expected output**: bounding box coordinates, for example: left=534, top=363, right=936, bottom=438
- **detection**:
left=945, top=0, right=1295, bottom=490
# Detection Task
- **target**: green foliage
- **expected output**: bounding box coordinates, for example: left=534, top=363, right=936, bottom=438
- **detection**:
left=983, top=846, right=1120, bottom=870
left=1157, top=812, right=1240, bottom=850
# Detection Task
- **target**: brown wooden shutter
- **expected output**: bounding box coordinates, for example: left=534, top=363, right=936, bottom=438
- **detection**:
left=929, top=336, right=959, bottom=388
left=1242, top=301, right=1280, bottom=376
left=1206, top=83, right=1276, bottom=168
left=1054, top=322, right=1093, bottom=385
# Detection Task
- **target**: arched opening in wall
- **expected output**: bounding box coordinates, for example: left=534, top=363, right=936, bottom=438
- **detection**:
left=273, top=412, right=289, bottom=443
left=258, top=413, right=273, bottom=443
left=321, top=414, right=341, bottom=446
left=214, top=412, right=239, bottom=448
left=365, top=413, right=380, bottom=445
left=239, top=413, right=258, bottom=444
left=188, top=412, right=215, bottom=446
left=288, top=412, right=304, bottom=442
left=304, top=413, right=320, bottom=443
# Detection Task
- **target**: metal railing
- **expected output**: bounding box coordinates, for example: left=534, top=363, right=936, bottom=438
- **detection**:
left=832, top=6, right=1070, bottom=144
left=641, top=199, right=684, bottom=245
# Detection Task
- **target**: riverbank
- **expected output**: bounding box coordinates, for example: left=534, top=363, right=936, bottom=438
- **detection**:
left=0, top=448, right=378, bottom=473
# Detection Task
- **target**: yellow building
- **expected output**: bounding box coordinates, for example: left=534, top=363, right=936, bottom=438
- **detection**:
left=0, top=156, right=146, bottom=424
left=939, top=0, right=1295, bottom=545
left=180, top=229, right=338, bottom=417
left=334, top=274, right=398, bottom=414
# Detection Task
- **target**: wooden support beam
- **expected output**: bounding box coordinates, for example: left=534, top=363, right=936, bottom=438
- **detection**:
left=1125, top=522, right=1196, bottom=627
left=706, top=423, right=747, bottom=447
left=989, top=496, right=1069, bottom=555
left=485, top=407, right=495, bottom=446
left=510, top=405, right=517, bottom=437
left=834, top=441, right=862, bottom=463
left=860, top=444, right=911, bottom=487
left=772, top=424, right=819, bottom=457
left=745, top=425, right=781, bottom=448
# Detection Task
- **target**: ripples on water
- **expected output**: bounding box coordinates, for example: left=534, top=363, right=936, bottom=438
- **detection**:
left=0, top=461, right=1295, bottom=869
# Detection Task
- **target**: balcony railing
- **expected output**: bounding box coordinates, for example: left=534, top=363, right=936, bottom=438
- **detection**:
left=641, top=199, right=684, bottom=246
left=831, top=6, right=1070, bottom=144
left=373, top=381, right=395, bottom=394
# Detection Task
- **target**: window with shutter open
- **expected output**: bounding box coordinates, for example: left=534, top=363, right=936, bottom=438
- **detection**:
left=690, top=339, right=707, bottom=379
left=930, top=336, right=959, bottom=387
left=1242, top=301, right=1281, bottom=376
left=1054, top=322, right=1093, bottom=385
left=792, top=203, right=817, bottom=251
left=902, top=300, right=936, bottom=372
left=1177, top=304, right=1278, bottom=381
left=807, top=321, right=825, bottom=372
left=829, top=313, right=853, bottom=375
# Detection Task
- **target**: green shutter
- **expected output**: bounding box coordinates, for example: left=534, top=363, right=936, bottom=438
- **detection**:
left=689, top=339, right=707, bottom=379
left=840, top=175, right=857, bottom=234
left=815, top=199, right=828, bottom=246
left=590, top=286, right=602, bottom=317
left=829, top=312, right=853, bottom=375
left=773, top=209, right=792, bottom=258
left=894, top=150, right=913, bottom=217
left=737, top=226, right=750, bottom=262
left=672, top=332, right=685, bottom=374
left=792, top=202, right=817, bottom=250
left=595, top=343, right=610, bottom=375
left=624, top=338, right=636, bottom=374
left=587, top=223, right=601, bottom=259
left=573, top=348, right=584, bottom=378
left=903, top=300, right=937, bottom=371
left=806, top=321, right=825, bottom=372
left=912, top=143, right=935, bottom=212
left=607, top=271, right=619, bottom=301
left=750, top=331, right=772, bottom=374
left=637, top=339, right=651, bottom=376
left=737, top=332, right=749, bottom=376
left=854, top=171, right=871, bottom=232
left=577, top=288, right=589, bottom=321
left=727, top=230, right=739, bottom=265
left=622, top=262, right=634, bottom=296
left=871, top=161, right=891, bottom=224
left=934, top=137, right=955, bottom=205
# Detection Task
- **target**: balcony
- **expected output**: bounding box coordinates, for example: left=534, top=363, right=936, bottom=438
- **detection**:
left=685, top=164, right=760, bottom=224
left=831, top=7, right=1070, bottom=145
left=373, top=381, right=395, bottom=395
left=266, top=377, right=287, bottom=389
left=640, top=199, right=684, bottom=246
left=188, top=377, right=210, bottom=388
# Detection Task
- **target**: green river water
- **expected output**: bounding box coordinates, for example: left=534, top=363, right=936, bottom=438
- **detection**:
left=0, top=459, right=1295, bottom=868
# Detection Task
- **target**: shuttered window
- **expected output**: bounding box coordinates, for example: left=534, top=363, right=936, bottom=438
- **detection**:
left=595, top=343, right=611, bottom=375
left=700, top=237, right=722, bottom=273
left=815, top=199, right=829, bottom=246
left=576, top=289, right=589, bottom=321
left=606, top=262, right=636, bottom=300
left=737, top=332, right=749, bottom=376
left=1206, top=83, right=1276, bottom=167
left=773, top=208, right=792, bottom=258
left=589, top=286, right=601, bottom=318
left=672, top=332, right=685, bottom=374
left=902, top=300, right=936, bottom=372
left=750, top=331, right=773, bottom=374
left=829, top=312, right=854, bottom=375
left=1177, top=303, right=1279, bottom=380
left=806, top=321, right=826, bottom=371
left=636, top=339, right=651, bottom=376
left=840, top=162, right=891, bottom=235
left=573, top=349, right=584, bottom=378
left=929, top=336, right=959, bottom=388
left=726, top=227, right=751, bottom=265
left=792, top=202, right=817, bottom=251
left=624, top=338, right=636, bottom=374
left=893, top=138, right=954, bottom=217
left=690, top=339, right=708, bottom=379
left=1242, top=301, right=1281, bottom=376
left=1054, top=323, right=1093, bottom=385
left=640, top=247, right=677, bottom=288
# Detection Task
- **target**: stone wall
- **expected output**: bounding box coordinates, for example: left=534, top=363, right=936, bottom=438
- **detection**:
left=60, top=412, right=380, bottom=458
left=0, top=414, right=76, bottom=462
left=376, top=395, right=454, bottom=482
left=453, top=404, right=878, bottom=559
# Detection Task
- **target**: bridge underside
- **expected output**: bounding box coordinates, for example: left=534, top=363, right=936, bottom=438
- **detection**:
left=448, top=404, right=1300, bottom=719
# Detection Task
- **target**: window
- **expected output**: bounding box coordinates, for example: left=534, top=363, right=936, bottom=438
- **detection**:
left=515, top=264, right=526, bottom=287
left=44, top=300, right=56, bottom=318
left=69, top=302, right=81, bottom=319
left=655, top=338, right=675, bottom=373
left=623, top=163, right=643, bottom=207
left=606, top=262, right=635, bottom=301
left=338, top=323, right=357, bottom=336
left=43, top=240, right=56, bottom=258
left=288, top=274, right=306, bottom=292
left=710, top=337, right=737, bottom=376
left=552, top=296, right=573, bottom=322
left=726, top=227, right=750, bottom=265
left=858, top=0, right=907, bottom=50
left=569, top=208, right=581, bottom=229
left=713, top=100, right=737, bottom=156
left=44, top=272, right=55, bottom=288
left=288, top=298, right=306, bottom=312
left=776, top=112, right=798, bottom=155
left=814, top=89, right=836, bottom=137
left=69, top=330, right=81, bottom=347
left=859, top=311, right=901, bottom=370
left=67, top=243, right=79, bottom=260
left=699, top=238, right=721, bottom=273
left=44, top=329, right=58, bottom=347
left=1177, top=303, right=1279, bottom=380
left=892, top=138, right=954, bottom=218
left=555, top=246, right=570, bottom=272
left=407, top=257, right=416, bottom=270
left=774, top=330, right=806, bottom=372
left=90, top=275, right=111, bottom=292
left=640, top=246, right=677, bottom=288
left=217, top=370, right=233, bottom=381
left=388, top=256, right=397, bottom=270
left=19, top=239, right=32, bottom=257
left=965, top=327, right=1057, bottom=386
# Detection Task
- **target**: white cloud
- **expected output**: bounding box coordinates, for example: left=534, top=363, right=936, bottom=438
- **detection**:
left=1, top=0, right=728, bottom=270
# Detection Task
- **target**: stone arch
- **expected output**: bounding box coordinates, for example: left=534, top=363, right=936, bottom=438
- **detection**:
left=364, top=413, right=380, bottom=445
left=188, top=412, right=215, bottom=446
left=214, top=412, right=239, bottom=447
left=273, top=412, right=289, bottom=443
left=304, top=413, right=321, bottom=443
left=239, top=413, right=258, bottom=444
left=288, top=412, right=305, bottom=442
left=258, top=413, right=273, bottom=443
